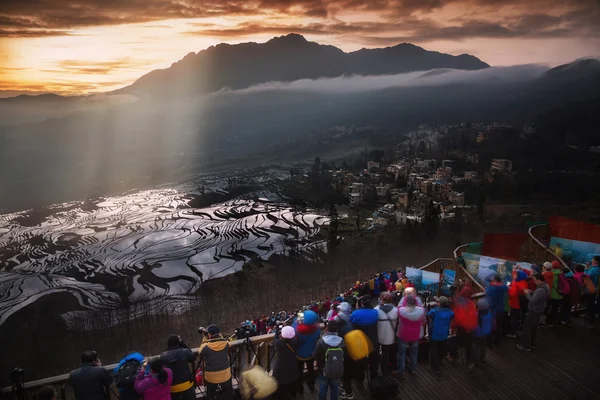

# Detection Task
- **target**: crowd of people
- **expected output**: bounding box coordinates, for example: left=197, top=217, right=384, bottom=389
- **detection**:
left=34, top=256, right=598, bottom=400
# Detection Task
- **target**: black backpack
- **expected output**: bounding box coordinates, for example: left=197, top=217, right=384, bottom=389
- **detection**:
left=115, top=359, right=141, bottom=388
left=323, top=347, right=344, bottom=379
left=368, top=376, right=399, bottom=400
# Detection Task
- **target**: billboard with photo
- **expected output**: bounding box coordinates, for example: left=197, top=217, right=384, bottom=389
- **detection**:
left=461, top=252, right=532, bottom=288
left=549, top=237, right=600, bottom=265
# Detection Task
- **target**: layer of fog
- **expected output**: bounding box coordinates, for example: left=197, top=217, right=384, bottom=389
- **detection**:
left=0, top=93, right=139, bottom=128
left=223, top=64, right=550, bottom=95
left=0, top=64, right=551, bottom=129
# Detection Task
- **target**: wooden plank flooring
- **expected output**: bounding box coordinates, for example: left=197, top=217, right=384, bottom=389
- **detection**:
left=298, top=318, right=600, bottom=400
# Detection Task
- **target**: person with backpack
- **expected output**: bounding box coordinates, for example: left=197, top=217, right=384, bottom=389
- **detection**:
left=160, top=335, right=196, bottom=400
left=197, top=325, right=233, bottom=400
left=546, top=261, right=564, bottom=326
left=68, top=350, right=113, bottom=400
left=114, top=351, right=146, bottom=400
left=450, top=286, right=477, bottom=368
left=375, top=292, right=399, bottom=376
left=273, top=326, right=299, bottom=400
left=507, top=270, right=528, bottom=338
left=560, top=267, right=578, bottom=326
left=293, top=310, right=320, bottom=394
left=334, top=303, right=356, bottom=400
left=397, top=296, right=425, bottom=378
left=485, top=274, right=508, bottom=346
left=517, top=273, right=550, bottom=352
left=313, top=320, right=346, bottom=400
left=472, top=299, right=493, bottom=373
left=134, top=359, right=173, bottom=400
left=427, top=296, right=454, bottom=374
left=351, top=295, right=379, bottom=380
left=579, top=261, right=599, bottom=328
left=586, top=256, right=600, bottom=320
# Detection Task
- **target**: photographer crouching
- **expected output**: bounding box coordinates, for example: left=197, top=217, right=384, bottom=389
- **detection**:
left=198, top=325, right=234, bottom=400
left=160, top=334, right=196, bottom=400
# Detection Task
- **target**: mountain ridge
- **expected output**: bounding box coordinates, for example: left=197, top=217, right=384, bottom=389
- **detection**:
left=115, top=33, right=490, bottom=98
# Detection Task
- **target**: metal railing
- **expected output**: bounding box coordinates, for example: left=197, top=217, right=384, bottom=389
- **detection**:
left=453, top=243, right=469, bottom=259
left=2, top=255, right=489, bottom=399
left=420, top=256, right=485, bottom=294
left=527, top=223, right=571, bottom=271
left=1, top=333, right=276, bottom=399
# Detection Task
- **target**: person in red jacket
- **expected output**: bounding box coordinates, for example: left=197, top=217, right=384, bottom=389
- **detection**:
left=507, top=270, right=529, bottom=338
left=450, top=286, right=478, bottom=370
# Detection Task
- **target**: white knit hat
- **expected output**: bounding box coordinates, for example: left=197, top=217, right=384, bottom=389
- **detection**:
left=281, top=326, right=295, bottom=339
left=543, top=262, right=552, bottom=270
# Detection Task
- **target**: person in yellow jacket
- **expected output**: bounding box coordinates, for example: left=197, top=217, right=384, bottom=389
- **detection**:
left=198, top=325, right=233, bottom=400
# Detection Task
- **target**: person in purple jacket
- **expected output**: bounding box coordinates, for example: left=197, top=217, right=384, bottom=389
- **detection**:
left=135, top=359, right=173, bottom=400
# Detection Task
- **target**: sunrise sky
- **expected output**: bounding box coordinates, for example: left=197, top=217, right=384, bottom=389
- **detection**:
left=1, top=0, right=599, bottom=96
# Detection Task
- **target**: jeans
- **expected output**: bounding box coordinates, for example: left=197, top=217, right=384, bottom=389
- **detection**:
left=560, top=297, right=572, bottom=324
left=380, top=344, right=394, bottom=376
left=277, top=382, right=296, bottom=400
left=206, top=380, right=233, bottom=400
left=509, top=308, right=521, bottom=334
left=318, top=375, right=339, bottom=400
left=170, top=386, right=197, bottom=400
left=547, top=299, right=561, bottom=325
left=397, top=340, right=418, bottom=375
left=297, top=358, right=316, bottom=392
left=429, top=340, right=447, bottom=372
left=520, top=311, right=542, bottom=348
left=494, top=312, right=504, bottom=344
left=367, top=351, right=379, bottom=379
left=450, top=328, right=474, bottom=365
left=473, top=337, right=486, bottom=367
left=584, top=294, right=596, bottom=325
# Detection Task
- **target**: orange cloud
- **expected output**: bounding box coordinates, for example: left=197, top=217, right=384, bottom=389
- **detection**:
left=1, top=0, right=599, bottom=94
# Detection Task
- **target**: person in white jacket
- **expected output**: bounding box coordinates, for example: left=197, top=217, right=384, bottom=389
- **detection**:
left=375, top=292, right=399, bottom=376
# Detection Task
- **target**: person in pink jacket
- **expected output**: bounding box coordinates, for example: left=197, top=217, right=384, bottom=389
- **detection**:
left=396, top=296, right=425, bottom=377
left=135, top=359, right=173, bottom=400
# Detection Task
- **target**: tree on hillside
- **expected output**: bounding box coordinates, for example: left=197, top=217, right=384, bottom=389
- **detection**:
left=328, top=204, right=339, bottom=250
left=423, top=200, right=440, bottom=238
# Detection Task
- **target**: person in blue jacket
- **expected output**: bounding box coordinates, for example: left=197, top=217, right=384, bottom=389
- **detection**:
left=113, top=351, right=146, bottom=400
left=472, top=299, right=493, bottom=373
left=427, top=296, right=454, bottom=374
left=293, top=310, right=321, bottom=393
left=485, top=274, right=508, bottom=346
left=351, top=295, right=380, bottom=380
left=373, top=276, right=381, bottom=298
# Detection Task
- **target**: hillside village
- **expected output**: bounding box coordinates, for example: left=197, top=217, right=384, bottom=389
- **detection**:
left=284, top=121, right=522, bottom=232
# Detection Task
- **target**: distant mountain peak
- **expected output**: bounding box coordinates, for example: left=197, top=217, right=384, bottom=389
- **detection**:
left=267, top=33, right=309, bottom=45
left=118, top=34, right=490, bottom=97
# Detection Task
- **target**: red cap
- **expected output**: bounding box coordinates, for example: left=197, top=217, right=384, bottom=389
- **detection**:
left=551, top=260, right=561, bottom=269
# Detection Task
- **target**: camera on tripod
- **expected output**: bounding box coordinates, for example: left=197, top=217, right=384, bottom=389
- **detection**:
left=417, top=290, right=431, bottom=297
left=10, top=368, right=25, bottom=399
left=10, top=368, right=24, bottom=386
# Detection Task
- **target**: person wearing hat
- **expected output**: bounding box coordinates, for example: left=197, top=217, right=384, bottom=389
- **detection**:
left=198, top=325, right=233, bottom=400
left=273, top=326, right=299, bottom=399
left=293, top=310, right=320, bottom=394
left=427, top=296, right=454, bottom=374
left=160, top=336, right=196, bottom=400
left=351, top=295, right=379, bottom=380
left=546, top=260, right=565, bottom=326
left=313, top=320, right=346, bottom=400
left=68, top=350, right=113, bottom=400
left=472, top=298, right=493, bottom=372
left=518, top=273, right=550, bottom=352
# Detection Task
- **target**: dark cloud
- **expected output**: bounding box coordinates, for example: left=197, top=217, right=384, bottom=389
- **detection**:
left=48, top=59, right=159, bottom=75
left=0, top=29, right=71, bottom=37
left=0, top=0, right=599, bottom=41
